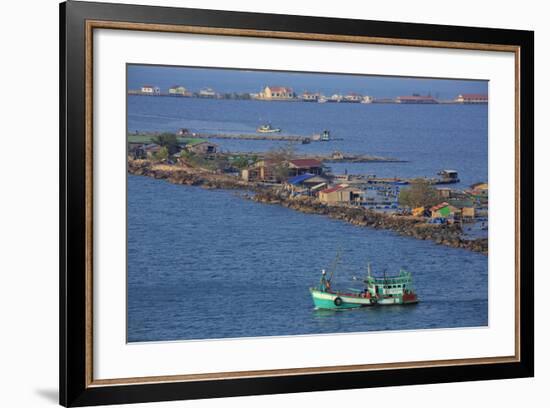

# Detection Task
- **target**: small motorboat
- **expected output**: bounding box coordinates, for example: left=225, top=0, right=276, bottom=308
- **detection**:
left=257, top=124, right=281, bottom=133
left=311, top=130, right=331, bottom=142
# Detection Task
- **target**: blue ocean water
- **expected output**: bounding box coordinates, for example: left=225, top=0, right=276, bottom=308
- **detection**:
left=128, top=97, right=487, bottom=188
left=127, top=176, right=488, bottom=342
left=127, top=82, right=488, bottom=342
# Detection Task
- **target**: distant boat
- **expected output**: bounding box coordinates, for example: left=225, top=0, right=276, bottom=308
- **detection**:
left=310, top=130, right=331, bottom=142
left=257, top=124, right=281, bottom=133
left=317, top=96, right=328, bottom=104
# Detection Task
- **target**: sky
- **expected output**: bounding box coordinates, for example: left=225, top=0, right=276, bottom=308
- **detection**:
left=127, top=64, right=488, bottom=100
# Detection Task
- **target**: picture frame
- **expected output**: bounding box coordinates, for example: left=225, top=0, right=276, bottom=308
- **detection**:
left=60, top=1, right=534, bottom=406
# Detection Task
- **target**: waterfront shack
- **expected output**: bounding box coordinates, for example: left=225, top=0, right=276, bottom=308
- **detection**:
left=430, top=202, right=459, bottom=218
left=284, top=174, right=329, bottom=194
left=240, top=167, right=256, bottom=182
left=241, top=158, right=324, bottom=183
left=198, top=88, right=217, bottom=98
left=287, top=159, right=323, bottom=177
left=185, top=140, right=218, bottom=154
left=448, top=198, right=476, bottom=220
left=318, top=185, right=361, bottom=204
left=141, top=85, right=160, bottom=94
left=343, top=93, right=363, bottom=103
left=168, top=85, right=188, bottom=96
left=461, top=207, right=476, bottom=220
left=467, top=182, right=489, bottom=205
left=300, top=91, right=319, bottom=102
left=436, top=187, right=452, bottom=199
left=241, top=159, right=276, bottom=182
left=469, top=182, right=489, bottom=196
left=412, top=206, right=426, bottom=217
left=143, top=143, right=162, bottom=159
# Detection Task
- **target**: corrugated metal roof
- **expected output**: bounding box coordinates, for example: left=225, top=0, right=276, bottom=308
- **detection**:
left=186, top=139, right=217, bottom=147
left=430, top=202, right=450, bottom=211
left=287, top=173, right=315, bottom=185
left=320, top=185, right=347, bottom=194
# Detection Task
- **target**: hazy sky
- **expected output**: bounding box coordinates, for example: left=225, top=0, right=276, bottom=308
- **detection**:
left=128, top=64, right=488, bottom=100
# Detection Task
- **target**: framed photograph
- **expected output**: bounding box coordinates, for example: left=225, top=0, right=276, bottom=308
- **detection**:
left=60, top=1, right=534, bottom=406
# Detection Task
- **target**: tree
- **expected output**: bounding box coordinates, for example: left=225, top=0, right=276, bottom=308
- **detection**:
left=212, top=157, right=230, bottom=173
left=398, top=180, right=440, bottom=209
left=155, top=146, right=169, bottom=161
left=231, top=155, right=257, bottom=169
left=264, top=144, right=296, bottom=181
left=151, top=133, right=180, bottom=154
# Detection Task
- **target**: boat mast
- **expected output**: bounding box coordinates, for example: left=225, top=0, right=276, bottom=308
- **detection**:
left=328, top=250, right=341, bottom=283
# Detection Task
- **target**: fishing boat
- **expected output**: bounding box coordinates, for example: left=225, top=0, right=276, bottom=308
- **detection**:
left=256, top=124, right=281, bottom=133
left=320, top=130, right=331, bottom=141
left=309, top=261, right=418, bottom=310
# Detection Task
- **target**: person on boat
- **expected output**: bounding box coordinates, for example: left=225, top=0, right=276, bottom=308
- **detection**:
left=319, top=269, right=331, bottom=292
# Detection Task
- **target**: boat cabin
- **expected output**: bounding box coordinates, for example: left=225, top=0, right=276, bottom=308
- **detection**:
left=438, top=170, right=459, bottom=180
left=365, top=270, right=415, bottom=297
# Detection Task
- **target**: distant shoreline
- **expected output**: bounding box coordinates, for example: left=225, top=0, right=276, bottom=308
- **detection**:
left=127, top=91, right=488, bottom=105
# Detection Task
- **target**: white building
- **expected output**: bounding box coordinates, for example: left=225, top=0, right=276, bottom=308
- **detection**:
left=169, top=85, right=187, bottom=95
left=199, top=88, right=217, bottom=98
left=141, top=85, right=160, bottom=94
left=361, top=95, right=374, bottom=104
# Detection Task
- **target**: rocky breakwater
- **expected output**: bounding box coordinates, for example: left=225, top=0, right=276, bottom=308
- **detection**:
left=251, top=189, right=488, bottom=255
left=128, top=159, right=257, bottom=190
left=128, top=159, right=487, bottom=254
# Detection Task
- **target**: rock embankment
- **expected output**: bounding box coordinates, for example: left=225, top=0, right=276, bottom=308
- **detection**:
left=128, top=160, right=254, bottom=190
left=128, top=160, right=488, bottom=254
left=250, top=189, right=488, bottom=255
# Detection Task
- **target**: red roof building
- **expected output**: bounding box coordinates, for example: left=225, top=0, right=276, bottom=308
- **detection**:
left=320, top=185, right=347, bottom=194
left=260, top=86, right=295, bottom=100
left=288, top=159, right=323, bottom=169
